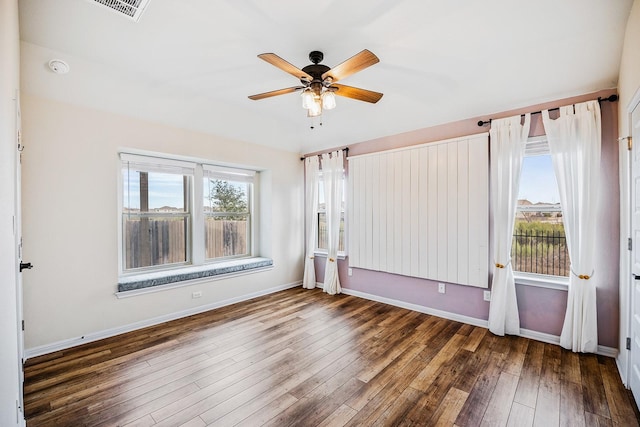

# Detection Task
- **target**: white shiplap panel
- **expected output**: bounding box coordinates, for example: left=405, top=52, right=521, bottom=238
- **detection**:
left=437, top=143, right=448, bottom=281
left=457, top=139, right=470, bottom=285
left=379, top=155, right=388, bottom=272
left=348, top=157, right=360, bottom=267
left=427, top=145, right=439, bottom=277
left=386, top=153, right=395, bottom=274
left=364, top=156, right=374, bottom=271
left=353, top=159, right=365, bottom=267
left=476, top=136, right=489, bottom=287
left=468, top=135, right=489, bottom=287
left=447, top=142, right=458, bottom=283
left=345, top=133, right=489, bottom=288
left=418, top=147, right=429, bottom=278
left=402, top=150, right=412, bottom=276
left=393, top=152, right=403, bottom=274
left=410, top=150, right=420, bottom=278
left=359, top=157, right=367, bottom=269
left=347, top=158, right=356, bottom=267
left=371, top=155, right=380, bottom=270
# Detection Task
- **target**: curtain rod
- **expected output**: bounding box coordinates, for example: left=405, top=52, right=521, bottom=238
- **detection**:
left=300, top=147, right=349, bottom=161
left=476, top=94, right=618, bottom=127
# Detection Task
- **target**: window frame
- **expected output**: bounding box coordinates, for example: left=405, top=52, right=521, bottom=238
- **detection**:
left=512, top=136, right=569, bottom=288
left=314, top=169, right=347, bottom=258
left=118, top=151, right=258, bottom=278
left=202, top=166, right=254, bottom=262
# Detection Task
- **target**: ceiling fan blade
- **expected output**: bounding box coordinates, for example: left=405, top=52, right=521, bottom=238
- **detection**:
left=332, top=84, right=383, bottom=104
left=248, top=86, right=304, bottom=100
left=322, top=49, right=380, bottom=82
left=257, top=53, right=313, bottom=81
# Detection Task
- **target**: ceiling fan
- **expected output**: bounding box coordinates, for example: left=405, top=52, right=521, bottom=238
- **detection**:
left=248, top=50, right=383, bottom=117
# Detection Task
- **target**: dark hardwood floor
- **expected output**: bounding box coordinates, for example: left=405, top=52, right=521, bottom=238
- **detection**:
left=24, top=287, right=639, bottom=426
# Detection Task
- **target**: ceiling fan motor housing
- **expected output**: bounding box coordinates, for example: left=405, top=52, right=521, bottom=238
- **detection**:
left=301, top=52, right=331, bottom=95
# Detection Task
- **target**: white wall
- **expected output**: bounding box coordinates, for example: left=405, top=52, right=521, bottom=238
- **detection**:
left=0, top=0, right=23, bottom=424
left=20, top=94, right=303, bottom=350
left=617, top=0, right=640, bottom=383
left=619, top=0, right=640, bottom=133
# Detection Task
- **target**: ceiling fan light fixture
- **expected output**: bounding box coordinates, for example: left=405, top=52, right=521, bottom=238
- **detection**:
left=322, top=90, right=336, bottom=110
left=307, top=99, right=322, bottom=117
left=301, top=89, right=315, bottom=109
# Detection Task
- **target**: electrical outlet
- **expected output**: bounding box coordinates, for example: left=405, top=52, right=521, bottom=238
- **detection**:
left=438, top=283, right=446, bottom=294
left=483, top=290, right=491, bottom=301
left=348, top=268, right=353, bottom=276
left=192, top=291, right=202, bottom=299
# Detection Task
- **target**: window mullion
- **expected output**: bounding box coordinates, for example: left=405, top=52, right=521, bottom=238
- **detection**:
left=192, top=164, right=205, bottom=265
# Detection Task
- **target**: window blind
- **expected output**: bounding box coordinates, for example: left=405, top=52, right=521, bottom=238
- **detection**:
left=120, top=153, right=195, bottom=175
left=203, top=164, right=255, bottom=183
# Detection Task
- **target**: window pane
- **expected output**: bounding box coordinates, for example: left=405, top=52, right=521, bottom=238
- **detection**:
left=203, top=177, right=251, bottom=260
left=123, top=170, right=187, bottom=212
left=317, top=171, right=346, bottom=252
left=122, top=166, right=190, bottom=271
left=205, top=216, right=249, bottom=258
left=517, top=155, right=560, bottom=204
left=317, top=174, right=346, bottom=211
left=204, top=179, right=249, bottom=213
left=512, top=154, right=568, bottom=276
left=317, top=212, right=345, bottom=252
left=123, top=216, right=189, bottom=269
left=512, top=219, right=568, bottom=276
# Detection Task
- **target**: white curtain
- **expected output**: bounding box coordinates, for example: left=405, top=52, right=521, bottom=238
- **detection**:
left=543, top=100, right=601, bottom=353
left=322, top=150, right=344, bottom=295
left=303, top=156, right=320, bottom=289
left=488, top=114, right=531, bottom=336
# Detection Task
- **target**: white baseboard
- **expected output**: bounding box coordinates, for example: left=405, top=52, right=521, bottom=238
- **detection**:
left=617, top=354, right=629, bottom=387
left=24, top=280, right=301, bottom=360
left=336, top=286, right=619, bottom=358
left=518, top=328, right=617, bottom=357
left=339, top=287, right=488, bottom=328
left=26, top=280, right=619, bottom=360
left=597, top=345, right=618, bottom=358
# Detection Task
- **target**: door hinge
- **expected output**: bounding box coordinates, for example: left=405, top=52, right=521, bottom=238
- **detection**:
left=627, top=337, right=631, bottom=350
left=629, top=238, right=633, bottom=251
left=21, top=320, right=24, bottom=331
left=629, top=136, right=633, bottom=151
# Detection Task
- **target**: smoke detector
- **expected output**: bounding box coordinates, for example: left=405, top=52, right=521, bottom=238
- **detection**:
left=48, top=59, right=70, bottom=74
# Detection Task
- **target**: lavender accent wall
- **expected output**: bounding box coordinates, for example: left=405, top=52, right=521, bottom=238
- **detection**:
left=312, top=89, right=620, bottom=349
left=315, top=259, right=490, bottom=319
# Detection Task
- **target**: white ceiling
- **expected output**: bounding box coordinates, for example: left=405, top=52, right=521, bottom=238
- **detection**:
left=18, top=0, right=634, bottom=154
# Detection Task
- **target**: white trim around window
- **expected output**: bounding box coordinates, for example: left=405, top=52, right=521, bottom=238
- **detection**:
left=117, top=150, right=270, bottom=293
left=514, top=271, right=569, bottom=291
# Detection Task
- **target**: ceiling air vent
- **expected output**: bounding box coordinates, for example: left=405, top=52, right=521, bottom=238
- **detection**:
left=90, top=0, right=150, bottom=22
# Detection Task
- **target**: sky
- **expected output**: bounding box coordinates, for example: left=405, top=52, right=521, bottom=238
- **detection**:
left=124, top=156, right=560, bottom=210
left=518, top=155, right=560, bottom=204
left=123, top=171, right=248, bottom=210
left=123, top=171, right=185, bottom=210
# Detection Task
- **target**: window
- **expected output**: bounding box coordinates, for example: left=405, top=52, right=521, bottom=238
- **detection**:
left=122, top=157, right=193, bottom=270
left=512, top=137, right=569, bottom=277
left=316, top=171, right=346, bottom=253
left=203, top=166, right=253, bottom=260
left=120, top=153, right=258, bottom=276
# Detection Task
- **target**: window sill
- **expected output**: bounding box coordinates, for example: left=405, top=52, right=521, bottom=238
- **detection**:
left=313, top=251, right=347, bottom=260
left=514, top=272, right=569, bottom=291
left=116, top=257, right=273, bottom=297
